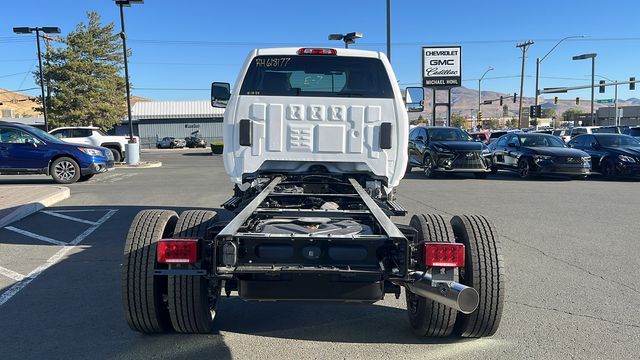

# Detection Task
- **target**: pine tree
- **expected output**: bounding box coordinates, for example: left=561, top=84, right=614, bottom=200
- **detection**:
left=39, top=12, right=127, bottom=129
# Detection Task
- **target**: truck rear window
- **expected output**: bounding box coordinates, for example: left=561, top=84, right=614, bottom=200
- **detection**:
left=239, top=55, right=394, bottom=98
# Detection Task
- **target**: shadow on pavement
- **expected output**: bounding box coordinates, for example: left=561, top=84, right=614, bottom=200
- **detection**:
left=0, top=204, right=476, bottom=360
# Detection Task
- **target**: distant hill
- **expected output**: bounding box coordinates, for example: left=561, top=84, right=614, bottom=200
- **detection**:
left=0, top=89, right=152, bottom=118
left=0, top=88, right=39, bottom=117
left=418, top=86, right=636, bottom=119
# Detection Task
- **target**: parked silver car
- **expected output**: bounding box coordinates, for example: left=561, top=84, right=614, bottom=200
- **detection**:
left=156, top=137, right=186, bottom=149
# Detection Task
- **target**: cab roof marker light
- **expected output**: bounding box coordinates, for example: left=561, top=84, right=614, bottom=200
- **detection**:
left=297, top=48, right=337, bottom=55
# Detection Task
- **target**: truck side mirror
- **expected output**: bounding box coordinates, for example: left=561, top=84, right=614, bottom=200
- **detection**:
left=405, top=87, right=425, bottom=112
left=211, top=82, right=231, bottom=108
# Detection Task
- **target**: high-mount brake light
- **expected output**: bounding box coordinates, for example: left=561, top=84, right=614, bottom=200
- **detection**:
left=297, top=48, right=337, bottom=55
left=157, top=239, right=198, bottom=264
left=423, top=242, right=465, bottom=267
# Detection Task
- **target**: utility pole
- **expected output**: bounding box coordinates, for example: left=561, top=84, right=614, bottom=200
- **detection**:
left=516, top=40, right=534, bottom=128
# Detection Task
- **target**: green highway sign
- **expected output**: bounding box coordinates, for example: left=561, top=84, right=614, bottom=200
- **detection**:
left=596, top=99, right=614, bottom=103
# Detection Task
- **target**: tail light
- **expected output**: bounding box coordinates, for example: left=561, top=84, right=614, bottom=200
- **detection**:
left=297, top=48, right=337, bottom=55
left=157, top=239, right=198, bottom=264
left=423, top=242, right=465, bottom=267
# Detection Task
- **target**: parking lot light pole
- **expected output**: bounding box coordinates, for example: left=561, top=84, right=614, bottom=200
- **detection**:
left=12, top=26, right=60, bottom=131
left=328, top=32, right=363, bottom=49
left=114, top=0, right=143, bottom=165
left=573, top=53, right=597, bottom=125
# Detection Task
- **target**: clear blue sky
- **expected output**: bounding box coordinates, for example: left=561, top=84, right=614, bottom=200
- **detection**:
left=1, top=0, right=639, bottom=102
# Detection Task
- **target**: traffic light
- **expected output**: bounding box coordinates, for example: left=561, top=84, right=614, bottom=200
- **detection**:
left=576, top=97, right=580, bottom=105
left=529, top=105, right=541, bottom=118
left=599, top=80, right=605, bottom=94
left=478, top=111, right=482, bottom=122
left=631, top=77, right=636, bottom=91
left=513, top=93, right=517, bottom=103
left=500, top=96, right=503, bottom=105
left=554, top=96, right=558, bottom=105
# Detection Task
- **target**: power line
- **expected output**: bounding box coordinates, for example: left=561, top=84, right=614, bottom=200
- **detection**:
left=0, top=71, right=31, bottom=79
left=133, top=87, right=209, bottom=91
left=0, top=87, right=39, bottom=95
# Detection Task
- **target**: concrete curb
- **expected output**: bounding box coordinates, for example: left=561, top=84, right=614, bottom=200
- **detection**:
left=115, top=161, right=162, bottom=169
left=0, top=186, right=70, bottom=228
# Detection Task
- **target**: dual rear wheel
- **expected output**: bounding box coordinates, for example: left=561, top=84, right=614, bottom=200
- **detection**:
left=407, top=213, right=505, bottom=338
left=122, top=209, right=220, bottom=334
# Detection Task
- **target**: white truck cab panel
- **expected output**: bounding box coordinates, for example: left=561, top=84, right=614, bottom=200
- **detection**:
left=222, top=48, right=408, bottom=190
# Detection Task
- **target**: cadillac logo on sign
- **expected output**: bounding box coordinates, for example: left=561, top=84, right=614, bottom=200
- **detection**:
left=422, top=46, right=462, bottom=88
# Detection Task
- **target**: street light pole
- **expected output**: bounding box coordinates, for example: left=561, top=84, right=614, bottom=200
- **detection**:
left=118, top=3, right=134, bottom=144
left=386, top=0, right=391, bottom=62
left=114, top=0, right=143, bottom=165
left=534, top=35, right=585, bottom=110
left=477, top=66, right=494, bottom=128
left=34, top=29, right=48, bottom=131
left=517, top=40, right=534, bottom=128
left=573, top=53, right=597, bottom=125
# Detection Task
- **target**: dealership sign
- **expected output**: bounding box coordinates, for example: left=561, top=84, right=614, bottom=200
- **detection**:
left=422, top=46, right=462, bottom=88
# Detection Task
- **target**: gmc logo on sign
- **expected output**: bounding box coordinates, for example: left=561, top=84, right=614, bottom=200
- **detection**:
left=430, top=59, right=455, bottom=66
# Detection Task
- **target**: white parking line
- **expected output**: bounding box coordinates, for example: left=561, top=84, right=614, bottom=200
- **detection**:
left=0, top=209, right=118, bottom=306
left=4, top=226, right=67, bottom=246
left=0, top=266, right=25, bottom=282
left=41, top=211, right=98, bottom=225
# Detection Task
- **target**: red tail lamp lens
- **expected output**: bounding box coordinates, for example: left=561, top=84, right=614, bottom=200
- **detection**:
left=423, top=242, right=465, bottom=267
left=157, top=239, right=198, bottom=264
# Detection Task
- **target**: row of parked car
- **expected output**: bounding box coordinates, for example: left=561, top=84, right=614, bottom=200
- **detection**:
left=156, top=136, right=207, bottom=149
left=407, top=126, right=640, bottom=180
left=469, top=125, right=640, bottom=145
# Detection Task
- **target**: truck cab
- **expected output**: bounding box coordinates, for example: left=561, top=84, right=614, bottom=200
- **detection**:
left=214, top=47, right=408, bottom=191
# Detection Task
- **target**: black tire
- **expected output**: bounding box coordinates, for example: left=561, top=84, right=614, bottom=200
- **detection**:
left=122, top=209, right=178, bottom=333
left=50, top=157, right=81, bottom=184
left=451, top=215, right=504, bottom=338
left=474, top=172, right=488, bottom=179
left=517, top=157, right=533, bottom=179
left=78, top=174, right=94, bottom=182
left=109, top=148, right=122, bottom=163
left=168, top=210, right=220, bottom=334
left=601, top=158, right=617, bottom=179
left=423, top=156, right=437, bottom=179
left=406, top=214, right=458, bottom=337
left=490, top=166, right=498, bottom=175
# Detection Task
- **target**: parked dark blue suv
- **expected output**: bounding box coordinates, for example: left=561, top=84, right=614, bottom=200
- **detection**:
left=0, top=121, right=114, bottom=184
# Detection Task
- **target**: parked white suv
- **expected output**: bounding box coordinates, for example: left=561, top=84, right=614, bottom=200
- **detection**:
left=49, top=126, right=138, bottom=162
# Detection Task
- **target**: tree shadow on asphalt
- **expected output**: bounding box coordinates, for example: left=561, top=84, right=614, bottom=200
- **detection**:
left=182, top=152, right=216, bottom=157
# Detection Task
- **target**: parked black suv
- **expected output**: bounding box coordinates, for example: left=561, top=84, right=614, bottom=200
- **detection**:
left=407, top=126, right=491, bottom=178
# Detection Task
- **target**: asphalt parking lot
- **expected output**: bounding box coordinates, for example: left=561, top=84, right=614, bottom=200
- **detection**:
left=1, top=148, right=639, bottom=360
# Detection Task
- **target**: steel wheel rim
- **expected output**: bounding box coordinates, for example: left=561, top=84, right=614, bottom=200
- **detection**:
left=54, top=161, right=76, bottom=181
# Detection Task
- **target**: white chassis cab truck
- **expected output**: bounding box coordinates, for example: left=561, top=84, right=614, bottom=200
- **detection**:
left=121, top=47, right=505, bottom=337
